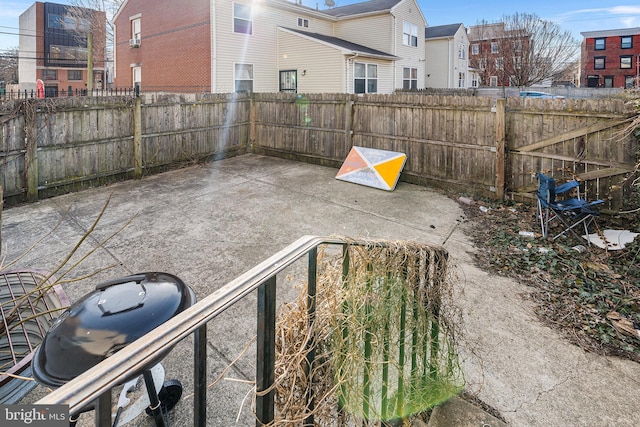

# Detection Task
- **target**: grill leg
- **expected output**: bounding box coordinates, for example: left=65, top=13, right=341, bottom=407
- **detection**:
left=143, top=369, right=167, bottom=427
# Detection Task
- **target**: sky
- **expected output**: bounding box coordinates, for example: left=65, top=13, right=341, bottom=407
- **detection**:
left=1, top=0, right=639, bottom=53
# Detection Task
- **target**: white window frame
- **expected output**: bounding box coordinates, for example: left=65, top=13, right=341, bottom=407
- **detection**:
left=233, top=2, right=252, bottom=35
left=402, top=67, right=417, bottom=90
left=354, top=62, right=377, bottom=94
left=234, top=63, right=253, bottom=92
left=491, top=41, right=499, bottom=53
left=402, top=21, right=418, bottom=47
left=458, top=43, right=465, bottom=59
left=132, top=65, right=141, bottom=89
left=471, top=73, right=478, bottom=88
left=297, top=17, right=309, bottom=28
left=471, top=44, right=479, bottom=55
left=458, top=72, right=466, bottom=88
left=489, top=76, right=498, bottom=87
left=495, top=57, right=504, bottom=70
left=130, top=15, right=141, bottom=40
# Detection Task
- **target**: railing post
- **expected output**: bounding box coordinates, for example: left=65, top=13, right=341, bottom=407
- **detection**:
left=194, top=325, right=207, bottom=427
left=256, top=276, right=276, bottom=426
left=305, top=247, right=318, bottom=426
left=94, top=390, right=112, bottom=426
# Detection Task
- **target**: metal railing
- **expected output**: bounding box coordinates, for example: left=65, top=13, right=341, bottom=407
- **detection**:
left=35, top=235, right=354, bottom=426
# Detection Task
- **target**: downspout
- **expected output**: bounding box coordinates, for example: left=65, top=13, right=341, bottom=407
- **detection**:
left=346, top=53, right=359, bottom=93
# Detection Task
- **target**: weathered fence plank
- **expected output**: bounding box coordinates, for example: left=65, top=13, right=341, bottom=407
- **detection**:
left=1, top=93, right=636, bottom=209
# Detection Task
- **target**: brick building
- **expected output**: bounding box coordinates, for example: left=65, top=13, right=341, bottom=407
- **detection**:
left=581, top=27, right=640, bottom=88
left=18, top=2, right=106, bottom=96
left=113, top=0, right=211, bottom=92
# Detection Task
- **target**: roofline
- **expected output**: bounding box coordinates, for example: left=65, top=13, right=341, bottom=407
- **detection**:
left=580, top=27, right=640, bottom=38
left=277, top=27, right=399, bottom=60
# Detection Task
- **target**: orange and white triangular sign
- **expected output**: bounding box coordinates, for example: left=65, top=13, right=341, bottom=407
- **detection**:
left=336, top=146, right=407, bottom=191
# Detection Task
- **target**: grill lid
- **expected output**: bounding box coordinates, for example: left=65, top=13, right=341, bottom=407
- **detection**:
left=32, top=272, right=195, bottom=387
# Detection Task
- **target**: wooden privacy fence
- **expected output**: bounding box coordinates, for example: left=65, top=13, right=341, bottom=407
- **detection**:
left=1, top=92, right=637, bottom=209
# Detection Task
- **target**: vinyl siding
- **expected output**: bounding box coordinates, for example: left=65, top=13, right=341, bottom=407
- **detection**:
left=277, top=30, right=345, bottom=93
left=214, top=1, right=334, bottom=92
left=425, top=38, right=449, bottom=88
left=333, top=14, right=394, bottom=54
left=391, top=0, right=426, bottom=89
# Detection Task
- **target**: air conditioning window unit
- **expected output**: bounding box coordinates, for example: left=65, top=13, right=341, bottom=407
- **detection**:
left=129, top=38, right=141, bottom=48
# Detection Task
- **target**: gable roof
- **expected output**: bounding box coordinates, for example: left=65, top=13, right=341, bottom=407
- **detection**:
left=280, top=27, right=398, bottom=60
left=321, top=0, right=403, bottom=18
left=424, top=23, right=463, bottom=40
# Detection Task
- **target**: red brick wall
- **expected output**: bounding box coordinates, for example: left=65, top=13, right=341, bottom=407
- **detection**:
left=582, top=34, right=640, bottom=88
left=114, top=0, right=211, bottom=92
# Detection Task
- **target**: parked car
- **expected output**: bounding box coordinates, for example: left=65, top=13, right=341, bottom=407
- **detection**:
left=519, top=91, right=565, bottom=99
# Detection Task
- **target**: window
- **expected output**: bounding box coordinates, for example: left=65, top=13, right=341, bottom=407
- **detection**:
left=489, top=76, right=498, bottom=87
left=458, top=72, right=465, bottom=88
left=621, top=36, right=632, bottom=49
left=478, top=58, right=486, bottom=70
left=458, top=43, right=465, bottom=59
left=495, top=57, right=504, bottom=70
left=594, top=57, right=605, bottom=70
left=354, top=62, right=377, bottom=94
left=625, top=76, right=636, bottom=89
left=131, top=17, right=141, bottom=40
left=233, top=3, right=252, bottom=34
left=513, top=56, right=522, bottom=70
left=297, top=17, right=309, bottom=28
left=491, top=41, right=498, bottom=53
left=604, top=76, right=613, bottom=88
left=471, top=73, right=478, bottom=88
left=68, top=70, right=82, bottom=80
left=586, top=75, right=599, bottom=87
left=402, top=22, right=418, bottom=47
left=594, top=38, right=605, bottom=50
left=279, top=70, right=297, bottom=92
left=234, top=63, right=253, bottom=92
left=132, top=66, right=141, bottom=87
left=621, top=56, right=632, bottom=69
left=402, top=67, right=417, bottom=90
left=471, top=44, right=479, bottom=55
left=513, top=40, right=522, bottom=52
left=48, top=45, right=88, bottom=64
left=42, top=69, right=57, bottom=80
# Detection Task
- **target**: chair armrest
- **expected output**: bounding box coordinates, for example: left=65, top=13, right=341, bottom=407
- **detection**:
left=554, top=180, right=579, bottom=194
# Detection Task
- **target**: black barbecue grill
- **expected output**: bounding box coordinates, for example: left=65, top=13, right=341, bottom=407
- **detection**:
left=32, top=272, right=196, bottom=427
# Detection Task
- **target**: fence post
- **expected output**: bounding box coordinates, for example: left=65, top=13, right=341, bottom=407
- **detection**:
left=249, top=94, right=256, bottom=151
left=0, top=185, right=3, bottom=256
left=133, top=96, right=143, bottom=178
left=24, top=99, right=39, bottom=202
left=494, top=98, right=506, bottom=200
left=345, top=94, right=353, bottom=151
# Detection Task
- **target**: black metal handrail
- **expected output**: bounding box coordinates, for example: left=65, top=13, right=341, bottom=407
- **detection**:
left=35, top=235, right=351, bottom=426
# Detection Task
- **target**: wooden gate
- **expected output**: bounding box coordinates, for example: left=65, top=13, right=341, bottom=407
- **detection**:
left=505, top=98, right=637, bottom=210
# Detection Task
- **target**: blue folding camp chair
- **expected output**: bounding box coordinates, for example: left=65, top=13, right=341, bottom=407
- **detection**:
left=536, top=172, right=604, bottom=243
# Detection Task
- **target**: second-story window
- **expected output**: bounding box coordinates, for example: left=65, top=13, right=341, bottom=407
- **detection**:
left=621, top=56, right=632, bottom=69
left=594, top=38, right=605, bottom=50
left=233, top=3, right=252, bottom=34
left=491, top=41, right=498, bottom=53
left=471, top=44, right=479, bottom=55
left=594, top=56, right=605, bottom=70
left=403, top=22, right=418, bottom=47
left=297, top=17, right=309, bottom=28
left=458, top=43, right=465, bottom=59
left=621, top=36, right=632, bottom=49
left=131, top=16, right=141, bottom=41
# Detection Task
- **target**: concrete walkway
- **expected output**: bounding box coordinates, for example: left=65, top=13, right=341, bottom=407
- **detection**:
left=2, top=154, right=639, bottom=426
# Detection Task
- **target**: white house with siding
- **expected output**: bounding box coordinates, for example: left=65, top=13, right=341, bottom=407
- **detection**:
left=114, top=0, right=428, bottom=94
left=424, top=23, right=473, bottom=89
